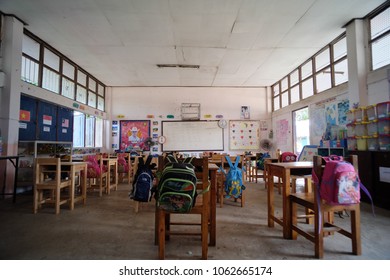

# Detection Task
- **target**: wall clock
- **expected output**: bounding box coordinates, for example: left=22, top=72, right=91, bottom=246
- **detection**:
left=157, top=135, right=166, bottom=144
left=218, top=119, right=227, bottom=129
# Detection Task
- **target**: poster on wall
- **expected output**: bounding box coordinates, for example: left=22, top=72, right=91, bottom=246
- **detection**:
left=276, top=119, right=289, bottom=146
left=119, top=120, right=151, bottom=152
left=229, top=120, right=260, bottom=150
left=337, top=100, right=349, bottom=125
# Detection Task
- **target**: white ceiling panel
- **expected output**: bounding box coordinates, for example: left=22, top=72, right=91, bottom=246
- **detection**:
left=0, top=0, right=386, bottom=87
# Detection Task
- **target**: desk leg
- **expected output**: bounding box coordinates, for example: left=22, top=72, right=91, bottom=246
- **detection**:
left=209, top=169, right=217, bottom=246
left=283, top=170, right=292, bottom=239
left=81, top=165, right=87, bottom=205
left=69, top=166, right=75, bottom=211
left=267, top=167, right=274, bottom=228
left=106, top=166, right=111, bottom=195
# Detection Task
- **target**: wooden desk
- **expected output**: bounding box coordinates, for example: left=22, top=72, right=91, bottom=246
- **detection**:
left=266, top=161, right=312, bottom=239
left=102, top=158, right=118, bottom=194
left=0, top=155, right=20, bottom=203
left=62, top=162, right=87, bottom=210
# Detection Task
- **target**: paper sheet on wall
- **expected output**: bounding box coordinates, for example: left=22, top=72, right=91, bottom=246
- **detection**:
left=379, top=167, right=390, bottom=183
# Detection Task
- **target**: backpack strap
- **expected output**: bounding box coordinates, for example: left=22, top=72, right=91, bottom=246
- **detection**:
left=183, top=156, right=194, bottom=164
left=145, top=155, right=153, bottom=167
left=234, top=155, right=240, bottom=169
left=225, top=155, right=234, bottom=169
left=166, top=154, right=178, bottom=163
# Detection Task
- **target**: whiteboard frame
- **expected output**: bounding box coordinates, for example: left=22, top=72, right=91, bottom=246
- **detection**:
left=161, top=120, right=224, bottom=152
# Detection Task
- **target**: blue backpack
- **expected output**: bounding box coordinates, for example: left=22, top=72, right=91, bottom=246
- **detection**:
left=221, top=155, right=245, bottom=199
left=130, top=155, right=154, bottom=202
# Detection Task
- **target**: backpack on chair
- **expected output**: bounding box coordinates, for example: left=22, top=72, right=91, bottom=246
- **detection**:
left=130, top=155, right=155, bottom=202
left=221, top=155, right=245, bottom=199
left=313, top=155, right=372, bottom=205
left=157, top=156, right=199, bottom=213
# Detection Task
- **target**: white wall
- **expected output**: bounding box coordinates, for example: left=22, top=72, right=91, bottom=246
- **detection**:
left=109, top=86, right=270, bottom=154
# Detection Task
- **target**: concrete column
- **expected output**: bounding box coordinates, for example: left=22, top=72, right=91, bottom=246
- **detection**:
left=0, top=15, right=24, bottom=195
left=346, top=19, right=368, bottom=108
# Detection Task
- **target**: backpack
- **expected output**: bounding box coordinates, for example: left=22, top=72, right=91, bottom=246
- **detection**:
left=130, top=155, right=154, bottom=202
left=257, top=152, right=270, bottom=170
left=157, top=156, right=198, bottom=213
left=281, top=152, right=297, bottom=162
left=314, top=155, right=370, bottom=205
left=221, top=155, right=245, bottom=199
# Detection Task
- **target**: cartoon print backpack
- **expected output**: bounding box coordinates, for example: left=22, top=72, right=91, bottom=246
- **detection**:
left=313, top=155, right=371, bottom=205
left=280, top=152, right=297, bottom=162
left=157, top=155, right=198, bottom=213
left=130, top=155, right=155, bottom=202
left=221, top=155, right=245, bottom=199
left=257, top=152, right=271, bottom=170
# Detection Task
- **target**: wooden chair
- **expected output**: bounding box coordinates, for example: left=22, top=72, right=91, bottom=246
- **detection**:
left=156, top=156, right=210, bottom=259
left=33, top=157, right=72, bottom=214
left=209, top=153, right=226, bottom=207
left=248, top=153, right=266, bottom=183
left=116, top=152, right=132, bottom=184
left=83, top=154, right=108, bottom=197
left=289, top=155, right=361, bottom=258
left=219, top=155, right=245, bottom=207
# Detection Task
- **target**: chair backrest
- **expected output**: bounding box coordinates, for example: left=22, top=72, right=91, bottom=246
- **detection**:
left=35, top=157, right=62, bottom=184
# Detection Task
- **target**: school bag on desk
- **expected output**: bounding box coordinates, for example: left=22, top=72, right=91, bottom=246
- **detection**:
left=156, top=155, right=199, bottom=213
left=221, top=155, right=245, bottom=199
left=129, top=155, right=155, bottom=202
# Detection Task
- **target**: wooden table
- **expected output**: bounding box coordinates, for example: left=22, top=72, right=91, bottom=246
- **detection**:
left=0, top=155, right=20, bottom=203
left=102, top=157, right=118, bottom=194
left=61, top=161, right=87, bottom=210
left=266, top=161, right=312, bottom=239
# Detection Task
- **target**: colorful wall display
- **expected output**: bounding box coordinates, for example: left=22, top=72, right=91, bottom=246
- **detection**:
left=229, top=120, right=260, bottom=150
left=119, top=120, right=151, bottom=152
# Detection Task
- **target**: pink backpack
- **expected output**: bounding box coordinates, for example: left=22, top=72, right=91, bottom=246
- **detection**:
left=318, top=156, right=362, bottom=205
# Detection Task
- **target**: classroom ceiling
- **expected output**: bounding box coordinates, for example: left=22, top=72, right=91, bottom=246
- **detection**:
left=0, top=0, right=386, bottom=87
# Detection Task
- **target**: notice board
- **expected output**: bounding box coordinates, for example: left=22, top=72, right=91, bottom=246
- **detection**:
left=162, top=121, right=224, bottom=152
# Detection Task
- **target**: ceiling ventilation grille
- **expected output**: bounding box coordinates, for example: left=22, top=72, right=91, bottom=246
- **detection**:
left=156, top=64, right=200, bottom=69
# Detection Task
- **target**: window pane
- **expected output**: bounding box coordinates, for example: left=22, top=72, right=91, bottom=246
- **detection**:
left=85, top=115, right=95, bottom=147
left=281, top=91, right=289, bottom=108
left=98, top=84, right=105, bottom=97
left=370, top=7, right=390, bottom=39
left=97, top=96, right=105, bottom=111
left=76, top=85, right=87, bottom=104
left=95, top=118, right=103, bottom=147
left=272, top=84, right=280, bottom=96
left=333, top=36, right=347, bottom=61
left=290, top=85, right=300, bottom=104
left=21, top=56, right=39, bottom=85
left=43, top=48, right=60, bottom=71
left=88, top=92, right=97, bottom=108
left=290, top=70, right=299, bottom=86
left=22, top=34, right=40, bottom=60
left=62, top=77, right=75, bottom=99
left=42, top=67, right=60, bottom=93
left=281, top=77, right=288, bottom=92
left=89, top=77, right=96, bottom=92
left=334, top=58, right=348, bottom=86
left=372, top=33, right=390, bottom=70
left=301, top=60, right=312, bottom=80
left=77, top=70, right=87, bottom=86
left=315, top=48, right=330, bottom=71
left=273, top=96, right=280, bottom=111
left=73, top=112, right=85, bottom=148
left=316, top=67, right=332, bottom=93
left=63, top=60, right=75, bottom=79
left=302, top=78, right=314, bottom=99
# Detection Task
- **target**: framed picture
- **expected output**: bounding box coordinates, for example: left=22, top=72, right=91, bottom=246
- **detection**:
left=119, top=120, right=151, bottom=152
left=241, top=106, right=250, bottom=119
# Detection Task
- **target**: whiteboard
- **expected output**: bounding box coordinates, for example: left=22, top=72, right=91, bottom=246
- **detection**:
left=162, top=121, right=224, bottom=152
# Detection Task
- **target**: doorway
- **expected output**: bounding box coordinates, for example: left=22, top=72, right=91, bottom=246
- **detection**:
left=293, top=107, right=310, bottom=155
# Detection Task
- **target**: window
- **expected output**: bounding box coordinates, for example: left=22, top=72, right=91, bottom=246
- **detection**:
left=73, top=112, right=85, bottom=148
left=370, top=6, right=390, bottom=70
left=95, top=118, right=103, bottom=148
left=271, top=34, right=347, bottom=111
left=85, top=115, right=95, bottom=147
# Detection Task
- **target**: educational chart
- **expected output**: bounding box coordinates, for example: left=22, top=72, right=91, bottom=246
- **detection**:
left=229, top=120, right=260, bottom=150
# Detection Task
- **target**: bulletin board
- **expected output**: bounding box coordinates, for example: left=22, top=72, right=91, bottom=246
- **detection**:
left=162, top=120, right=223, bottom=152
left=229, top=120, right=260, bottom=150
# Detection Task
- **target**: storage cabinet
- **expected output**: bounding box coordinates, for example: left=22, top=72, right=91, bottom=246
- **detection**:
left=349, top=150, right=390, bottom=210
